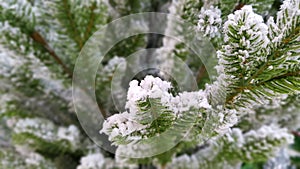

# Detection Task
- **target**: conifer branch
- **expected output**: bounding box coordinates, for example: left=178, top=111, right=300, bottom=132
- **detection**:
left=292, top=131, right=300, bottom=137
left=196, top=65, right=207, bottom=83
left=30, top=31, right=73, bottom=78
left=61, top=0, right=83, bottom=49
left=223, top=4, right=300, bottom=105
left=1, top=0, right=299, bottom=168
left=83, top=3, right=97, bottom=42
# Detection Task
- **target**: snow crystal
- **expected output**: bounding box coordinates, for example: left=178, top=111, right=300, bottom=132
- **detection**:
left=163, top=91, right=211, bottom=114
left=267, top=0, right=300, bottom=50
left=197, top=6, right=222, bottom=38
left=13, top=118, right=56, bottom=141
left=12, top=117, right=81, bottom=149
left=280, top=0, right=300, bottom=14
left=100, top=112, right=147, bottom=142
left=125, top=75, right=172, bottom=115
left=57, top=125, right=80, bottom=147
left=214, top=107, right=238, bottom=134
left=264, top=148, right=292, bottom=169
left=224, top=5, right=269, bottom=46
left=245, top=125, right=294, bottom=144
left=102, top=75, right=212, bottom=143
left=77, top=153, right=105, bottom=169
left=15, top=145, right=47, bottom=166
left=126, top=75, right=211, bottom=115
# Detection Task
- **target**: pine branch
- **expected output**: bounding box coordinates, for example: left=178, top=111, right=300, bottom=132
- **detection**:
left=54, top=1, right=109, bottom=118
left=219, top=3, right=300, bottom=106
left=0, top=148, right=56, bottom=168
left=0, top=2, right=73, bottom=78
left=12, top=132, right=83, bottom=159
left=30, top=31, right=73, bottom=78
left=1, top=1, right=109, bottom=121
left=292, top=131, right=300, bottom=137
left=220, top=0, right=275, bottom=19
left=243, top=0, right=275, bottom=15
left=61, top=0, right=83, bottom=49
left=83, top=2, right=97, bottom=42
left=196, top=65, right=207, bottom=83
left=245, top=25, right=300, bottom=84
left=220, top=0, right=239, bottom=18
left=165, top=126, right=293, bottom=169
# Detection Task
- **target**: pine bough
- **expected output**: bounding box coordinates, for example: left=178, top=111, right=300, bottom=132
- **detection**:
left=0, top=0, right=299, bottom=168
left=102, top=0, right=300, bottom=168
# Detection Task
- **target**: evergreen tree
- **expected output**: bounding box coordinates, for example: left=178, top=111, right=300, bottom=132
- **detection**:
left=0, top=0, right=299, bottom=168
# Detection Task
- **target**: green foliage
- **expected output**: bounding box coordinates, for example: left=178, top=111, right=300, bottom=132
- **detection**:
left=12, top=132, right=83, bottom=159
left=220, top=0, right=239, bottom=18
left=55, top=0, right=108, bottom=50
left=220, top=0, right=275, bottom=19
left=104, top=35, right=146, bottom=59
left=123, top=110, right=204, bottom=166
left=291, top=156, right=300, bottom=168
left=241, top=162, right=264, bottom=169
left=136, top=98, right=174, bottom=125
left=243, top=0, right=275, bottom=15
left=0, top=107, right=32, bottom=119
left=219, top=3, right=300, bottom=108
left=236, top=93, right=300, bottom=133
left=108, top=0, right=146, bottom=15
left=0, top=5, right=67, bottom=77
left=291, top=130, right=300, bottom=168
left=182, top=0, right=203, bottom=25
left=0, top=149, right=56, bottom=169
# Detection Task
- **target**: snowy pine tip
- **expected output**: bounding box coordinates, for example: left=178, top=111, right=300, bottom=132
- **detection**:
left=126, top=75, right=211, bottom=114
left=127, top=75, right=172, bottom=101
left=162, top=90, right=211, bottom=114
left=197, top=6, right=222, bottom=38
left=125, top=75, right=172, bottom=115
left=224, top=5, right=268, bottom=46
left=101, top=75, right=212, bottom=144
left=100, top=112, right=147, bottom=142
